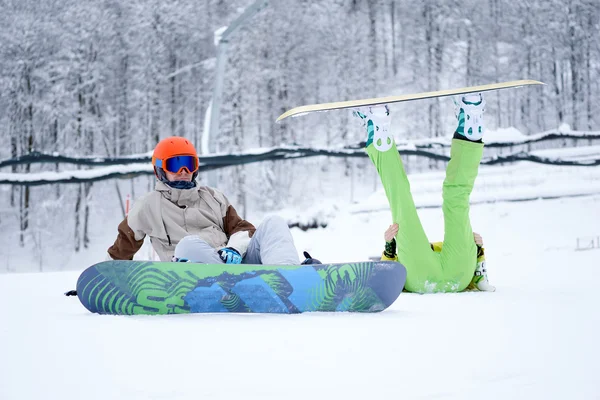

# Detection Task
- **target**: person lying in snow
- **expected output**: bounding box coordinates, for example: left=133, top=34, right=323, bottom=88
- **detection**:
left=353, top=93, right=495, bottom=293
left=380, top=224, right=494, bottom=292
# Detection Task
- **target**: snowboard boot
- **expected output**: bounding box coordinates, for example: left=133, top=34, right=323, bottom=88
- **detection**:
left=301, top=251, right=322, bottom=265
left=352, top=104, right=394, bottom=151
left=453, top=93, right=486, bottom=142
left=467, top=260, right=496, bottom=292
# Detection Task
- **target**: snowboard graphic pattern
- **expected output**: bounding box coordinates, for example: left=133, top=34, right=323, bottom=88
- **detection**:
left=76, top=260, right=406, bottom=315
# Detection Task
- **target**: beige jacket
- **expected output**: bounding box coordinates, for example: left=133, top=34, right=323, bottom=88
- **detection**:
left=108, top=181, right=255, bottom=261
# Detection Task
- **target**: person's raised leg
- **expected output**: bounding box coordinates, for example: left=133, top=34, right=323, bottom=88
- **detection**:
left=353, top=105, right=440, bottom=292
left=440, top=94, right=485, bottom=291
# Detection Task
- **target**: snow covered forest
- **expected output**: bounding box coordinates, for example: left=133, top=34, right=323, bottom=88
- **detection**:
left=0, top=0, right=599, bottom=265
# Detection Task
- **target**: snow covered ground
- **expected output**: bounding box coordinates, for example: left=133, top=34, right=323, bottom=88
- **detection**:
left=1, top=161, right=600, bottom=400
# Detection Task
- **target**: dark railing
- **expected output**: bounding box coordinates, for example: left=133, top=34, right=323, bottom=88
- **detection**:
left=1, top=131, right=599, bottom=186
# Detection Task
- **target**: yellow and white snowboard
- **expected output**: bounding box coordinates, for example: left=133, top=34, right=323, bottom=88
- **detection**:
left=276, top=79, right=544, bottom=122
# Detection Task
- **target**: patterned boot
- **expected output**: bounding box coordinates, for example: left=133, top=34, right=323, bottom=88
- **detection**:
left=352, top=104, right=394, bottom=151
left=453, top=93, right=486, bottom=142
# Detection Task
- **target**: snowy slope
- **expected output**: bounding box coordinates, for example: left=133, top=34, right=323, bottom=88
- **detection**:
left=1, top=164, right=600, bottom=400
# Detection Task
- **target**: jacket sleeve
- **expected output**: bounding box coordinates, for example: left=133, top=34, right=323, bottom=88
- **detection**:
left=381, top=238, right=398, bottom=261
left=477, top=245, right=485, bottom=262
left=380, top=253, right=398, bottom=261
left=223, top=205, right=256, bottom=256
left=107, top=217, right=145, bottom=260
left=223, top=204, right=256, bottom=237
left=430, top=242, right=443, bottom=252
left=209, top=188, right=256, bottom=256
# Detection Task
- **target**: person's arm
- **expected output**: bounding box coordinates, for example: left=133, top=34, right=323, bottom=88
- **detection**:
left=206, top=187, right=256, bottom=256
left=381, top=223, right=399, bottom=261
left=381, top=226, right=485, bottom=258
left=107, top=196, right=151, bottom=260
left=474, top=232, right=485, bottom=261
left=223, top=204, right=256, bottom=256
left=107, top=217, right=145, bottom=260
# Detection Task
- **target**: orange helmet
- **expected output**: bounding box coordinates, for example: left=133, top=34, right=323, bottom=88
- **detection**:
left=152, top=137, right=199, bottom=182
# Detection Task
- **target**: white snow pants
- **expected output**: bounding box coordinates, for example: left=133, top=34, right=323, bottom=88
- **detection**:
left=173, top=215, right=300, bottom=265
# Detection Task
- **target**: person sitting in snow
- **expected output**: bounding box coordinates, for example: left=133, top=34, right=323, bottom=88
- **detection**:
left=107, top=136, right=319, bottom=265
left=353, top=93, right=495, bottom=293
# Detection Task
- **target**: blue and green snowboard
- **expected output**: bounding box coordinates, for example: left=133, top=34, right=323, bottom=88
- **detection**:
left=75, top=260, right=406, bottom=315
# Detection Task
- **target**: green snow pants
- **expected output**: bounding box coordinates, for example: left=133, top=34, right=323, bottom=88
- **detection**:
left=367, top=139, right=484, bottom=293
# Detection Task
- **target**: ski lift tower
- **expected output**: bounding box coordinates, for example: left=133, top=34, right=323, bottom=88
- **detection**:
left=204, top=0, right=269, bottom=187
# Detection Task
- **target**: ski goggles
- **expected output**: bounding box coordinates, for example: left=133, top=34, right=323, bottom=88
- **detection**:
left=155, top=155, right=199, bottom=174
